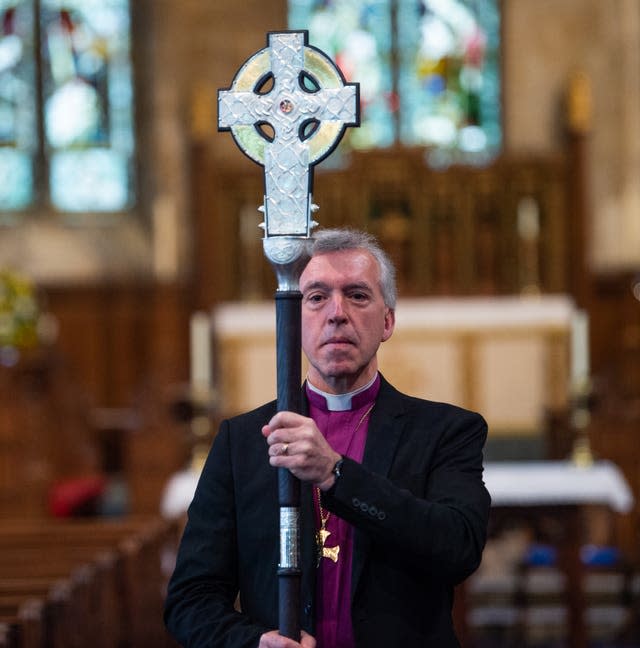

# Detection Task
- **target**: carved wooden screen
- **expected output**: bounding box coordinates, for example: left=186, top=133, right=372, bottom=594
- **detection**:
left=193, top=145, right=569, bottom=308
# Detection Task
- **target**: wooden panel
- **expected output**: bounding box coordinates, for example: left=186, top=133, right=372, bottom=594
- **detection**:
left=43, top=283, right=190, bottom=408
left=0, top=350, right=100, bottom=518
left=0, top=282, right=192, bottom=517
left=586, top=272, right=640, bottom=562
left=194, top=145, right=570, bottom=307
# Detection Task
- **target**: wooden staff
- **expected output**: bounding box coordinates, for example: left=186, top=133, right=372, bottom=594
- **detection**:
left=275, top=289, right=304, bottom=639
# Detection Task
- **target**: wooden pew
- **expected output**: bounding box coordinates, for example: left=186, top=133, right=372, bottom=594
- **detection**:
left=0, top=622, right=15, bottom=648
left=0, top=567, right=94, bottom=648
left=0, top=549, right=120, bottom=644
left=0, top=516, right=180, bottom=648
left=0, top=597, right=44, bottom=648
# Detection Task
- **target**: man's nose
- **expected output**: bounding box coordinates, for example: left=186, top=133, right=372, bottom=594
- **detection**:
left=328, top=294, right=348, bottom=323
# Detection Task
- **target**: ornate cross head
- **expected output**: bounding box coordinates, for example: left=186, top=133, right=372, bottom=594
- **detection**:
left=218, top=31, right=359, bottom=278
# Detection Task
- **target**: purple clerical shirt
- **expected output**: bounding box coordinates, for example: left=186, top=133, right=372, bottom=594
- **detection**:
left=306, top=374, right=380, bottom=648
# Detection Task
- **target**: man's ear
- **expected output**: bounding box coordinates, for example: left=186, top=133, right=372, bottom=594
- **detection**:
left=381, top=308, right=395, bottom=342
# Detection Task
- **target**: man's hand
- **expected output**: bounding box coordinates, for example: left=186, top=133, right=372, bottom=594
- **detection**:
left=262, top=411, right=341, bottom=490
left=258, top=630, right=316, bottom=647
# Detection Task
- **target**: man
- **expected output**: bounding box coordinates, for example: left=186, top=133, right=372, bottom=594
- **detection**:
left=164, top=228, right=491, bottom=647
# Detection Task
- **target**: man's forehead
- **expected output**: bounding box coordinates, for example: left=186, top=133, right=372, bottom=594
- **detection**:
left=301, top=249, right=380, bottom=287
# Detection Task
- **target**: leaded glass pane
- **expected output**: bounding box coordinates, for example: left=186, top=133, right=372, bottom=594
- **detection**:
left=41, top=0, right=134, bottom=212
left=51, top=149, right=128, bottom=211
left=289, top=0, right=395, bottom=151
left=397, top=0, right=501, bottom=165
left=288, top=0, right=502, bottom=165
left=0, top=0, right=36, bottom=210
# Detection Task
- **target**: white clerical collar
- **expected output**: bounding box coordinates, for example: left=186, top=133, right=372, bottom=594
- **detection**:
left=306, top=374, right=379, bottom=412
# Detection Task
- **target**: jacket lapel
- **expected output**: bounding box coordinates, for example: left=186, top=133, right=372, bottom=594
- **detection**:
left=361, top=376, right=405, bottom=475
left=351, top=376, right=406, bottom=602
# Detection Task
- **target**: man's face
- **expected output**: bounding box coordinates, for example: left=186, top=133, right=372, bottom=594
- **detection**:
left=300, top=249, right=395, bottom=394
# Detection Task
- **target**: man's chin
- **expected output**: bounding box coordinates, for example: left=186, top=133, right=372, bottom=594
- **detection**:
left=320, top=362, right=365, bottom=383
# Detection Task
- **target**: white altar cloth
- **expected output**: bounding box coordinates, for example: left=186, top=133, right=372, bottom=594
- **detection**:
left=161, top=460, right=634, bottom=519
left=161, top=469, right=200, bottom=518
left=484, top=460, right=634, bottom=513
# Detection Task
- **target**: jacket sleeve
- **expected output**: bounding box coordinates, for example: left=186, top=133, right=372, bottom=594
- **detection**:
left=163, top=420, right=269, bottom=648
left=322, top=406, right=491, bottom=585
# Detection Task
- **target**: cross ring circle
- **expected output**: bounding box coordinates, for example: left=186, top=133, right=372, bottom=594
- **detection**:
left=219, top=41, right=352, bottom=166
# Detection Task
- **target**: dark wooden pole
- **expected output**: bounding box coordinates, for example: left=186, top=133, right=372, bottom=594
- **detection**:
left=275, top=291, right=303, bottom=640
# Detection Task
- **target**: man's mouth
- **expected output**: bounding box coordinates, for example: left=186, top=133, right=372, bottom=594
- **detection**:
left=323, top=337, right=354, bottom=346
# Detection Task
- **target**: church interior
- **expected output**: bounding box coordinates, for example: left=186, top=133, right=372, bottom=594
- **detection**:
left=1, top=0, right=640, bottom=646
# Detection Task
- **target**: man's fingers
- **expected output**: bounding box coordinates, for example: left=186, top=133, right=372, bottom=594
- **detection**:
left=258, top=629, right=315, bottom=647
left=267, top=410, right=309, bottom=430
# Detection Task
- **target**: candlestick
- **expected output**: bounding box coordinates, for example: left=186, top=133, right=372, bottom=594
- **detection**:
left=517, top=196, right=541, bottom=295
left=517, top=196, right=540, bottom=241
left=569, top=308, right=593, bottom=466
left=570, top=309, right=590, bottom=390
left=190, top=311, right=212, bottom=393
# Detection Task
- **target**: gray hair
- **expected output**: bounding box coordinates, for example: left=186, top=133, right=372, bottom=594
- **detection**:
left=310, top=228, right=397, bottom=309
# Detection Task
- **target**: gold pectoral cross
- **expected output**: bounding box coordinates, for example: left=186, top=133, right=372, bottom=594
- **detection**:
left=316, top=528, right=340, bottom=566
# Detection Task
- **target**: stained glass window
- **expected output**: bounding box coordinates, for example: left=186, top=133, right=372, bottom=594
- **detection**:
left=289, top=0, right=501, bottom=166
left=289, top=0, right=395, bottom=150
left=0, top=0, right=37, bottom=211
left=0, top=0, right=135, bottom=215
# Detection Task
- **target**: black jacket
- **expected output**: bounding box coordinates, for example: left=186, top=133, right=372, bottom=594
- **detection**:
left=164, top=375, right=491, bottom=647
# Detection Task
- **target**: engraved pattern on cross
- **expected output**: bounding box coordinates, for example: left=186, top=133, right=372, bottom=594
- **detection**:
left=218, top=31, right=358, bottom=239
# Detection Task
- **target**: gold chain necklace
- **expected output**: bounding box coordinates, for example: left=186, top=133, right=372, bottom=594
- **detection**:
left=315, top=403, right=375, bottom=567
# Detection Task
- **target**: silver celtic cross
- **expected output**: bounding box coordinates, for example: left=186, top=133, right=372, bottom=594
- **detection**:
left=218, top=31, right=359, bottom=285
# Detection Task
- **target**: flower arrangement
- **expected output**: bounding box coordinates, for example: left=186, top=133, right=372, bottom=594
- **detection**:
left=0, top=269, right=40, bottom=351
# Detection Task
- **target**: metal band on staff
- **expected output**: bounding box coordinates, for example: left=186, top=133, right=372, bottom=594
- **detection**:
left=218, top=30, right=359, bottom=640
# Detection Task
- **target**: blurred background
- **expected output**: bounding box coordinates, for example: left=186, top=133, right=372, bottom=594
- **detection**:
left=0, top=1, right=639, bottom=646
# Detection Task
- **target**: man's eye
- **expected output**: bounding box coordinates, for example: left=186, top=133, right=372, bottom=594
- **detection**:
left=350, top=292, right=368, bottom=301
left=307, top=294, right=324, bottom=303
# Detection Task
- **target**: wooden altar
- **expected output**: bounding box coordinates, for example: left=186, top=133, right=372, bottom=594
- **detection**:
left=212, top=295, right=574, bottom=442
